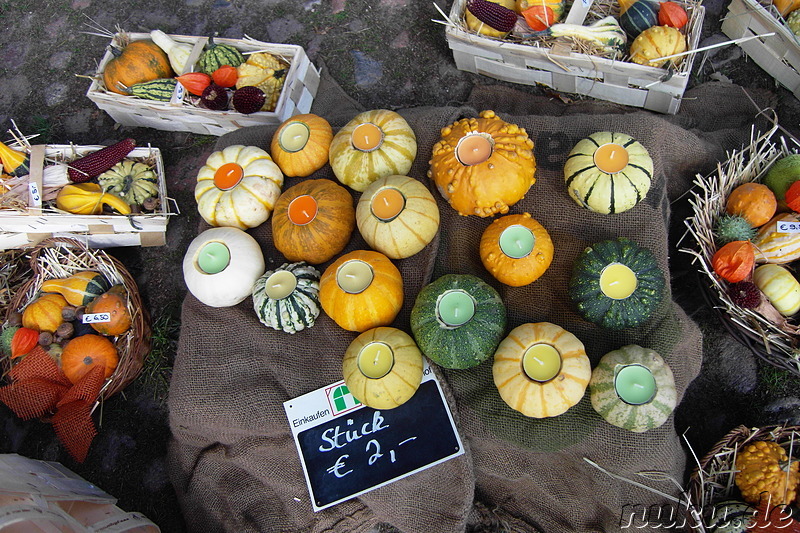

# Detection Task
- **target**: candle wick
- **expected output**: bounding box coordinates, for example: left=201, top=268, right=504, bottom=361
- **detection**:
left=364, top=136, right=370, bottom=145
left=345, top=274, right=355, bottom=279
left=302, top=210, right=309, bottom=217
left=382, top=197, right=389, bottom=206
left=373, top=354, right=380, bottom=365
left=453, top=308, right=459, bottom=317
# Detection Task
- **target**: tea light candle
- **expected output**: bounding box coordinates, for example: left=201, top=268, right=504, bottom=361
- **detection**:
left=614, top=364, right=657, bottom=405
left=336, top=260, right=374, bottom=294
left=499, top=225, right=535, bottom=259
left=287, top=195, right=318, bottom=225
left=197, top=242, right=231, bottom=275
left=593, top=143, right=629, bottom=174
left=263, top=270, right=297, bottom=300
left=278, top=122, right=311, bottom=153
left=437, top=290, right=475, bottom=327
left=352, top=122, right=384, bottom=152
left=599, top=263, right=638, bottom=300
left=371, top=188, right=406, bottom=221
left=357, top=341, right=395, bottom=379
left=522, top=343, right=562, bottom=383
left=214, top=162, right=244, bottom=190
left=455, top=133, right=493, bottom=166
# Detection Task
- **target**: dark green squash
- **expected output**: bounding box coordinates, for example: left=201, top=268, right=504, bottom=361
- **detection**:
left=619, top=0, right=659, bottom=40
left=569, top=237, right=665, bottom=329
left=410, top=274, right=506, bottom=369
left=197, top=36, right=245, bottom=75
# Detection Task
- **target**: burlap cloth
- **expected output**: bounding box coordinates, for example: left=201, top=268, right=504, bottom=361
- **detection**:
left=167, top=71, right=775, bottom=532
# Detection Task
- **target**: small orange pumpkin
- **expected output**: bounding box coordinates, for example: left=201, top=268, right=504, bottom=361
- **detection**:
left=102, top=40, right=174, bottom=95
left=726, top=182, right=777, bottom=227
left=270, top=114, right=334, bottom=178
left=60, top=334, right=119, bottom=384
left=479, top=213, right=554, bottom=286
left=22, top=293, right=68, bottom=333
left=712, top=240, right=755, bottom=283
left=85, top=286, right=132, bottom=336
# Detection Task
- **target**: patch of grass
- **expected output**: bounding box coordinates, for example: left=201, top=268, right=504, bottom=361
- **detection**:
left=757, top=364, right=800, bottom=397
left=140, top=309, right=180, bottom=404
left=30, top=115, right=54, bottom=144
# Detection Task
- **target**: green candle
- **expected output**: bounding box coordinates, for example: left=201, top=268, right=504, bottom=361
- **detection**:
left=614, top=364, right=657, bottom=405
left=197, top=242, right=231, bottom=275
left=499, top=225, right=535, bottom=259
left=436, top=289, right=475, bottom=327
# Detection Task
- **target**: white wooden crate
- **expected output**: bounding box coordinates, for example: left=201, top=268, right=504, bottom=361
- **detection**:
left=445, top=0, right=705, bottom=114
left=0, top=144, right=173, bottom=249
left=86, top=33, right=320, bottom=136
left=721, top=0, right=800, bottom=99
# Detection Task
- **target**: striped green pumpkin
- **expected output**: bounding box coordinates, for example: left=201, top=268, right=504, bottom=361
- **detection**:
left=589, top=344, right=676, bottom=432
left=410, top=274, right=506, bottom=369
left=619, top=0, right=659, bottom=40
left=705, top=501, right=754, bottom=533
left=564, top=131, right=653, bottom=214
left=129, top=78, right=178, bottom=101
left=197, top=36, right=245, bottom=75
left=253, top=262, right=321, bottom=334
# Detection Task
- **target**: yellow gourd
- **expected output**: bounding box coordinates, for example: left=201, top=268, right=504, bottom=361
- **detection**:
left=753, top=264, right=800, bottom=315
left=56, top=183, right=131, bottom=215
left=235, top=53, right=289, bottom=112
left=22, top=293, right=68, bottom=333
left=629, top=25, right=687, bottom=68
left=773, top=0, right=800, bottom=17
left=734, top=440, right=799, bottom=506
left=0, top=141, right=29, bottom=177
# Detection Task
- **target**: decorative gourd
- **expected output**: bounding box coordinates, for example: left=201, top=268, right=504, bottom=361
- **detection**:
left=85, top=286, right=132, bottom=336
left=195, top=145, right=284, bottom=230
left=271, top=179, right=355, bottom=264
left=252, top=262, right=321, bottom=334
left=11, top=327, right=39, bottom=359
left=493, top=322, right=591, bottom=418
left=342, top=327, right=424, bottom=409
left=356, top=175, right=440, bottom=259
left=102, top=39, right=174, bottom=95
left=0, top=141, right=29, bottom=177
left=516, top=0, right=565, bottom=21
left=726, top=182, right=777, bottom=228
left=183, top=227, right=266, bottom=308
left=466, top=0, right=517, bottom=37
left=569, top=238, right=665, bottom=329
left=753, top=264, right=800, bottom=316
left=428, top=110, right=536, bottom=217
left=270, top=114, right=333, bottom=178
left=764, top=154, right=800, bottom=202
left=658, top=1, right=688, bottom=28
left=212, top=65, right=238, bottom=88
left=126, top=78, right=178, bottom=101
left=522, top=5, right=556, bottom=30
left=588, top=345, right=676, bottom=432
left=175, top=72, right=212, bottom=96
left=410, top=274, right=506, bottom=369
left=564, top=132, right=653, bottom=214
left=40, top=271, right=110, bottom=307
left=235, top=52, right=289, bottom=111
left=319, top=250, right=403, bottom=332
left=712, top=241, right=755, bottom=283
left=97, top=160, right=159, bottom=206
left=56, top=183, right=131, bottom=216
left=752, top=212, right=800, bottom=263
left=526, top=17, right=627, bottom=51
left=197, top=35, right=245, bottom=75
left=735, top=440, right=800, bottom=506
left=629, top=25, right=687, bottom=68
left=705, top=501, right=755, bottom=533
left=60, top=334, right=119, bottom=384
left=479, top=212, right=553, bottom=286
left=22, top=293, right=68, bottom=333
left=773, top=0, right=800, bottom=17
left=150, top=30, right=193, bottom=74
left=620, top=0, right=659, bottom=39
left=330, top=109, right=418, bottom=193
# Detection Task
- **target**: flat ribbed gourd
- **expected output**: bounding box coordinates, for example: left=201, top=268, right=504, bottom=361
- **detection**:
left=252, top=262, right=321, bottom=334
left=569, top=238, right=665, bottom=329
left=564, top=132, right=653, bottom=214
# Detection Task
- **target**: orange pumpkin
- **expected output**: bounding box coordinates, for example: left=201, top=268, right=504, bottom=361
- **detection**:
left=712, top=240, right=755, bottom=283
left=22, top=293, right=68, bottom=333
left=319, top=250, right=404, bottom=332
left=85, top=286, right=132, bottom=336
left=60, top=334, right=119, bottom=384
left=479, top=213, right=554, bottom=286
left=102, top=40, right=174, bottom=95
left=271, top=179, right=355, bottom=264
left=726, top=182, right=777, bottom=227
left=270, top=114, right=334, bottom=178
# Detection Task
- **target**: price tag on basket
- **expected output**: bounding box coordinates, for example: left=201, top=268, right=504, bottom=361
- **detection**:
left=777, top=220, right=800, bottom=233
left=82, top=313, right=111, bottom=324
left=565, top=0, right=594, bottom=24
left=28, top=182, right=41, bottom=208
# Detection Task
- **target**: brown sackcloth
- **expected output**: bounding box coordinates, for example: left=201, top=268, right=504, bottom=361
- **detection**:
left=168, top=69, right=776, bottom=533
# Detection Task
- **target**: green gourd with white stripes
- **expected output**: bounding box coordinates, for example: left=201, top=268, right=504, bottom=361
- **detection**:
left=619, top=0, right=659, bottom=40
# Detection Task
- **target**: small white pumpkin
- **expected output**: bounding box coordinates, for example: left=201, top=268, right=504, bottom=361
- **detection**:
left=183, top=227, right=266, bottom=307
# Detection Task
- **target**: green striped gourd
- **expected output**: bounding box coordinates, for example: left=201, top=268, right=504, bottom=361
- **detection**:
left=753, top=264, right=800, bottom=316
left=752, top=212, right=800, bottom=264
left=589, top=344, right=676, bottom=432
left=252, top=262, right=321, bottom=334
left=40, top=271, right=110, bottom=307
left=410, top=274, right=506, bottom=369
left=129, top=78, right=178, bottom=101
left=563, top=131, right=653, bottom=214
left=98, top=160, right=159, bottom=205
left=705, top=501, right=754, bottom=533
left=197, top=36, right=245, bottom=75
left=619, top=0, right=659, bottom=40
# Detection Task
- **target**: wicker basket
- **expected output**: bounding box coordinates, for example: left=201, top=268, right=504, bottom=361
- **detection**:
left=682, top=128, right=800, bottom=376
left=3, top=238, right=149, bottom=402
left=686, top=424, right=800, bottom=531
left=0, top=249, right=30, bottom=319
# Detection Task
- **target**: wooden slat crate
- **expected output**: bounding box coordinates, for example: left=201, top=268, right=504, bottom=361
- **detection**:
left=0, top=144, right=173, bottom=249
left=445, top=0, right=705, bottom=114
left=86, top=33, right=320, bottom=136
left=721, top=0, right=800, bottom=99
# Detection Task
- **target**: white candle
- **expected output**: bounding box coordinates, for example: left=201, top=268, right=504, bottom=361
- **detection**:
left=264, top=270, right=297, bottom=300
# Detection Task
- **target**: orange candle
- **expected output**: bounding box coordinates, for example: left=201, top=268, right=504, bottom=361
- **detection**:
left=214, top=162, right=244, bottom=190
left=351, top=122, right=384, bottom=152
left=371, top=188, right=405, bottom=221
left=593, top=143, right=629, bottom=174
left=455, top=133, right=493, bottom=166
left=287, top=195, right=318, bottom=225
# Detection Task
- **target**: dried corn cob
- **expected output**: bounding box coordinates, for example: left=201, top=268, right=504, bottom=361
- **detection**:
left=67, top=138, right=137, bottom=183
left=467, top=0, right=518, bottom=32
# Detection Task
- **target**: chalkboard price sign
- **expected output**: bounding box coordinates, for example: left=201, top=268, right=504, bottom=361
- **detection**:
left=284, top=363, right=464, bottom=511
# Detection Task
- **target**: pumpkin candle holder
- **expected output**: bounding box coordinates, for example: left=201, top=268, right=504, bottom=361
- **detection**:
left=252, top=262, right=321, bottom=334
left=270, top=114, right=333, bottom=178
left=479, top=213, right=554, bottom=286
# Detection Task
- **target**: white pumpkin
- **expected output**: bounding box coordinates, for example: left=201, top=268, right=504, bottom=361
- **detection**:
left=183, top=227, right=266, bottom=307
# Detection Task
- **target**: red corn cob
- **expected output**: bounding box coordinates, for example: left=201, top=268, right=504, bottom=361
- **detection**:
left=68, top=138, right=137, bottom=183
left=468, top=0, right=518, bottom=32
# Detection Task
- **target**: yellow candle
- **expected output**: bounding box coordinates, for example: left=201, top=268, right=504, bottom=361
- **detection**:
left=263, top=270, right=297, bottom=300
left=278, top=122, right=310, bottom=153
left=357, top=341, right=395, bottom=379
left=455, top=133, right=493, bottom=166
left=351, top=122, right=384, bottom=152
left=287, top=195, right=318, bottom=225
left=593, top=143, right=629, bottom=174
left=522, top=343, right=562, bottom=382
left=371, top=188, right=406, bottom=221
left=336, top=260, right=374, bottom=294
left=599, top=263, right=638, bottom=300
